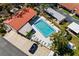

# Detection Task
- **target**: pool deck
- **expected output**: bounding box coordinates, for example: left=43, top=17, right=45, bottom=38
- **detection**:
left=31, top=16, right=60, bottom=49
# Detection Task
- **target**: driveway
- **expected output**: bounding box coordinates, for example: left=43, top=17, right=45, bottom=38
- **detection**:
left=3, top=30, right=54, bottom=56
left=0, top=37, right=26, bottom=56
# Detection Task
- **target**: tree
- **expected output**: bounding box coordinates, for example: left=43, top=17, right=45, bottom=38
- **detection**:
left=26, top=4, right=37, bottom=8
left=39, top=4, right=49, bottom=11
left=34, top=4, right=49, bottom=15
left=52, top=31, right=74, bottom=56
left=66, top=31, right=72, bottom=41
left=49, top=3, right=58, bottom=9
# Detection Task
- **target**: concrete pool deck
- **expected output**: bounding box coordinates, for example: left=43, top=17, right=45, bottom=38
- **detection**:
left=31, top=16, right=60, bottom=49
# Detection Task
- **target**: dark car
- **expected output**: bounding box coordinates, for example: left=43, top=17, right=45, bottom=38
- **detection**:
left=29, top=43, right=38, bottom=54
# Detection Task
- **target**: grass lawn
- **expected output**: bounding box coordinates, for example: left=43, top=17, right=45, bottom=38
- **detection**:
left=52, top=21, right=79, bottom=56
left=61, top=8, right=79, bottom=20
left=72, top=15, right=79, bottom=20
left=70, top=35, right=79, bottom=56
left=60, top=22, right=79, bottom=56
left=77, top=34, right=79, bottom=38
left=60, top=22, right=69, bottom=30
left=62, top=8, right=70, bottom=14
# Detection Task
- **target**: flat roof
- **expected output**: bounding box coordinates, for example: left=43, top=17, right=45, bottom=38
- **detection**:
left=18, top=23, right=32, bottom=36
left=68, top=22, right=79, bottom=34
left=44, top=7, right=66, bottom=22
left=3, top=30, right=54, bottom=56
left=4, top=8, right=37, bottom=30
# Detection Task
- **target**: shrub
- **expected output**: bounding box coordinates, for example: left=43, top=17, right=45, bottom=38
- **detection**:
left=0, top=28, right=6, bottom=33
left=0, top=19, right=3, bottom=23
left=67, top=34, right=72, bottom=41
left=77, top=34, right=79, bottom=38
left=66, top=31, right=72, bottom=41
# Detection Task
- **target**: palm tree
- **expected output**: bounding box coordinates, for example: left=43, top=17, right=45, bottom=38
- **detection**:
left=51, top=31, right=73, bottom=56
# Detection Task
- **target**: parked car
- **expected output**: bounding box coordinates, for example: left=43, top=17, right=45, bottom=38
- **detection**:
left=29, top=43, right=38, bottom=54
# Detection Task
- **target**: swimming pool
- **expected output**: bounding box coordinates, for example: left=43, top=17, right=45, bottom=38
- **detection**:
left=34, top=19, right=56, bottom=37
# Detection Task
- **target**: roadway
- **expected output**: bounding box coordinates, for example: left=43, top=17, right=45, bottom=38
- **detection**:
left=0, top=37, right=26, bottom=56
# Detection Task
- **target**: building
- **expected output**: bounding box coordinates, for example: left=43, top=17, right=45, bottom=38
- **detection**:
left=3, top=7, right=55, bottom=56
left=3, top=8, right=37, bottom=32
left=44, top=7, right=66, bottom=24
left=59, top=3, right=79, bottom=15
left=10, top=8, right=19, bottom=14
left=67, top=42, right=76, bottom=50
left=67, top=22, right=79, bottom=34
left=18, top=23, right=33, bottom=36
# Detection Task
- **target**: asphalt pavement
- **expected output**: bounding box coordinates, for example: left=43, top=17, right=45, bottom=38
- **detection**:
left=0, top=37, right=27, bottom=56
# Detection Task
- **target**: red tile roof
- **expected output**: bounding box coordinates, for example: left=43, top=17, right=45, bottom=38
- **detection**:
left=60, top=3, right=79, bottom=10
left=59, top=3, right=79, bottom=15
left=4, top=8, right=37, bottom=30
left=74, top=5, right=79, bottom=14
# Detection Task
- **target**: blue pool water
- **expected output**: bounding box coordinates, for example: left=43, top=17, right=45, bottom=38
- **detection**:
left=34, top=19, right=56, bottom=37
